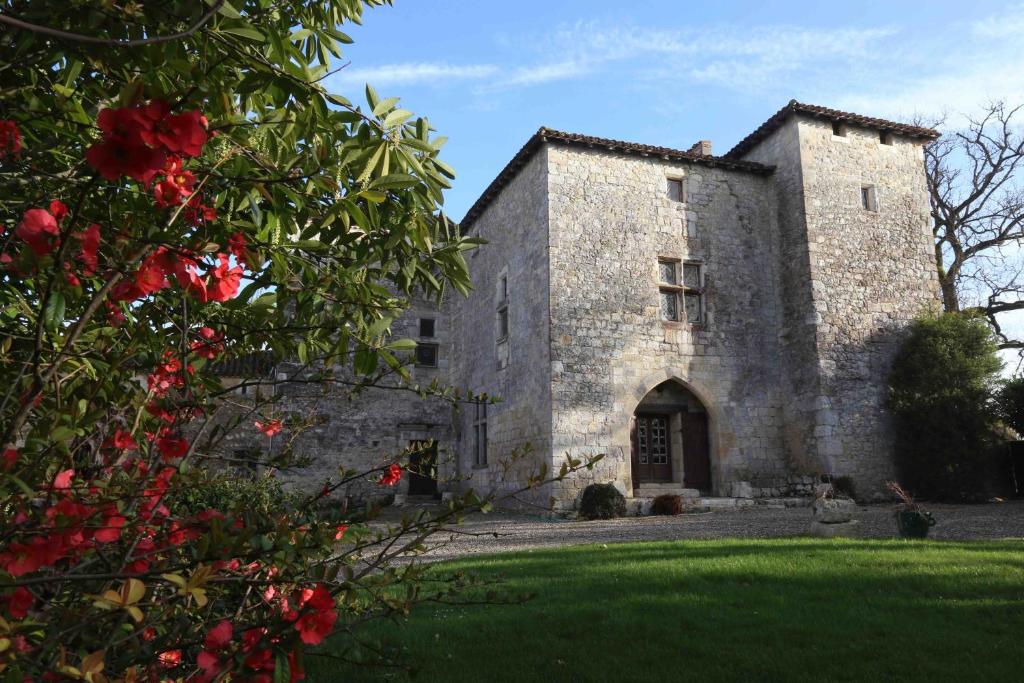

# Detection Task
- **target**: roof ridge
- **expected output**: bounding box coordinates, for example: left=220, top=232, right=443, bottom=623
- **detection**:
left=725, top=100, right=940, bottom=159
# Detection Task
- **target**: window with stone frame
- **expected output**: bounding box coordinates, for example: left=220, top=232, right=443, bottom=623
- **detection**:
left=415, top=342, right=438, bottom=367
left=472, top=401, right=488, bottom=466
left=861, top=185, right=878, bottom=212
left=418, top=317, right=435, bottom=338
left=658, top=258, right=704, bottom=324
left=666, top=177, right=686, bottom=203
left=496, top=274, right=509, bottom=340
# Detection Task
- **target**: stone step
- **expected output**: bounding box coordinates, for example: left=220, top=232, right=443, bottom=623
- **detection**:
left=634, top=485, right=701, bottom=498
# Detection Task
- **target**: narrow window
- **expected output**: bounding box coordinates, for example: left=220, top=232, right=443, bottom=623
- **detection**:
left=832, top=121, right=847, bottom=137
left=497, top=274, right=509, bottom=341
left=418, top=318, right=435, bottom=338
left=498, top=307, right=509, bottom=340
left=415, top=343, right=438, bottom=367
left=666, top=177, right=685, bottom=203
left=861, top=185, right=878, bottom=212
left=473, top=401, right=488, bottom=466
left=879, top=131, right=894, bottom=145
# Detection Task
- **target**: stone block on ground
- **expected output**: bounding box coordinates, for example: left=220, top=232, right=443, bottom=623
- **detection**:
left=812, top=497, right=856, bottom=523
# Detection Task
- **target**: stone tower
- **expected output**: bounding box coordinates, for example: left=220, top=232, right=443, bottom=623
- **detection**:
left=728, top=101, right=940, bottom=493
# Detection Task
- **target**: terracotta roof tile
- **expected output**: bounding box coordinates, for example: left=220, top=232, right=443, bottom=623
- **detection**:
left=725, top=100, right=940, bottom=159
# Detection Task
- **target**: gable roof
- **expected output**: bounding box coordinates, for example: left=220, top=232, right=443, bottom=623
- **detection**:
left=459, top=127, right=774, bottom=232
left=725, top=100, right=941, bottom=159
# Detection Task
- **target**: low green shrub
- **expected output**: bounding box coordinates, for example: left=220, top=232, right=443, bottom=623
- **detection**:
left=168, top=470, right=301, bottom=517
left=579, top=483, right=626, bottom=520
left=650, top=494, right=685, bottom=516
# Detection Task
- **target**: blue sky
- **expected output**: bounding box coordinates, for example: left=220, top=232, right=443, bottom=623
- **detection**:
left=327, top=0, right=1024, bottom=219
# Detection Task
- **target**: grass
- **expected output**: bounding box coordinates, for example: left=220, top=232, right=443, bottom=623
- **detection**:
left=307, top=538, right=1024, bottom=682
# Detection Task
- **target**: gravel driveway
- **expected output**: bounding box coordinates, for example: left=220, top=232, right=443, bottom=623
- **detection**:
left=400, top=501, right=1024, bottom=561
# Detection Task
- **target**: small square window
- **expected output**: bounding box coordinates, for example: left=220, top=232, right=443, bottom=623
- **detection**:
left=861, top=185, right=878, bottom=212
left=415, top=343, right=438, bottom=367
left=832, top=121, right=847, bottom=137
left=659, top=291, right=679, bottom=321
left=667, top=178, right=685, bottom=202
left=419, top=318, right=435, bottom=338
left=879, top=131, right=894, bottom=145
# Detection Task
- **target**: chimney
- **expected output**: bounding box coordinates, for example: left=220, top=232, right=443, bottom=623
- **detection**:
left=688, top=140, right=712, bottom=156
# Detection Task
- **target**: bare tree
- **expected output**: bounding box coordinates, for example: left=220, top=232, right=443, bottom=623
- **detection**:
left=926, top=101, right=1024, bottom=349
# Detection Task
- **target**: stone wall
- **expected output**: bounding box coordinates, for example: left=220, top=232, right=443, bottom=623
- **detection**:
left=446, top=148, right=554, bottom=505
left=545, top=143, right=789, bottom=504
left=794, top=117, right=940, bottom=495
left=211, top=295, right=451, bottom=505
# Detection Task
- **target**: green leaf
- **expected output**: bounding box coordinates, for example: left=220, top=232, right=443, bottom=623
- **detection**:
left=211, top=0, right=242, bottom=18
left=220, top=27, right=267, bottom=42
left=383, top=109, right=413, bottom=129
left=43, top=292, right=65, bottom=333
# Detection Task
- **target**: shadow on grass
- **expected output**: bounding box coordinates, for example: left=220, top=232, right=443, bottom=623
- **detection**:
left=307, top=539, right=1024, bottom=683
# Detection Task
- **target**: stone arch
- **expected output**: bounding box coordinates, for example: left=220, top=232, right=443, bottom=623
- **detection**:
left=614, top=369, right=726, bottom=495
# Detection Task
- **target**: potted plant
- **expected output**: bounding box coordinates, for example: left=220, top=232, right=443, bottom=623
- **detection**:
left=886, top=481, right=936, bottom=538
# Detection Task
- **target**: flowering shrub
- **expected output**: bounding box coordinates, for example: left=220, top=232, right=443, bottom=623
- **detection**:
left=0, top=2, right=603, bottom=680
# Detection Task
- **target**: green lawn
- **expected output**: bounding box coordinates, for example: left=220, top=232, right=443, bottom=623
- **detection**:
left=307, top=539, right=1024, bottom=682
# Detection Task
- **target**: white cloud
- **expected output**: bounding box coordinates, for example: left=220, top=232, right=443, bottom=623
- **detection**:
left=972, top=3, right=1024, bottom=38
left=333, top=62, right=498, bottom=87
left=476, top=60, right=589, bottom=92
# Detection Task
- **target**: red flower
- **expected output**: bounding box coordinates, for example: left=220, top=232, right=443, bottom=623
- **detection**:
left=105, top=429, right=138, bottom=451
left=158, top=650, right=182, bottom=669
left=53, top=468, right=74, bottom=491
left=86, top=106, right=167, bottom=182
left=378, top=463, right=403, bottom=487
left=190, top=327, right=224, bottom=359
left=76, top=223, right=101, bottom=276
left=0, top=120, right=21, bottom=159
left=255, top=419, right=282, bottom=437
left=205, top=619, right=234, bottom=649
left=145, top=109, right=209, bottom=157
left=206, top=254, right=243, bottom=302
left=153, top=157, right=196, bottom=208
left=95, top=510, right=126, bottom=543
left=4, top=587, right=33, bottom=619
left=2, top=448, right=16, bottom=470
left=15, top=207, right=60, bottom=257
left=135, top=247, right=177, bottom=296
left=293, top=584, right=337, bottom=645
left=48, top=200, right=68, bottom=222
left=334, top=524, right=349, bottom=540
left=185, top=195, right=218, bottom=225
left=228, top=231, right=250, bottom=266
left=156, top=434, right=189, bottom=460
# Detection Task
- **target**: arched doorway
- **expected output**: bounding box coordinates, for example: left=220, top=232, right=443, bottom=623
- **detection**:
left=631, top=380, right=712, bottom=492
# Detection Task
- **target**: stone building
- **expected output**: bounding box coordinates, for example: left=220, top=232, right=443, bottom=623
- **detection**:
left=443, top=99, right=940, bottom=507
left=255, top=100, right=942, bottom=508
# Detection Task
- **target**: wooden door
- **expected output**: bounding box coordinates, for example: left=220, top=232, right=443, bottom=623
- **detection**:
left=407, top=441, right=438, bottom=496
left=680, top=411, right=711, bottom=491
left=631, top=414, right=673, bottom=483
